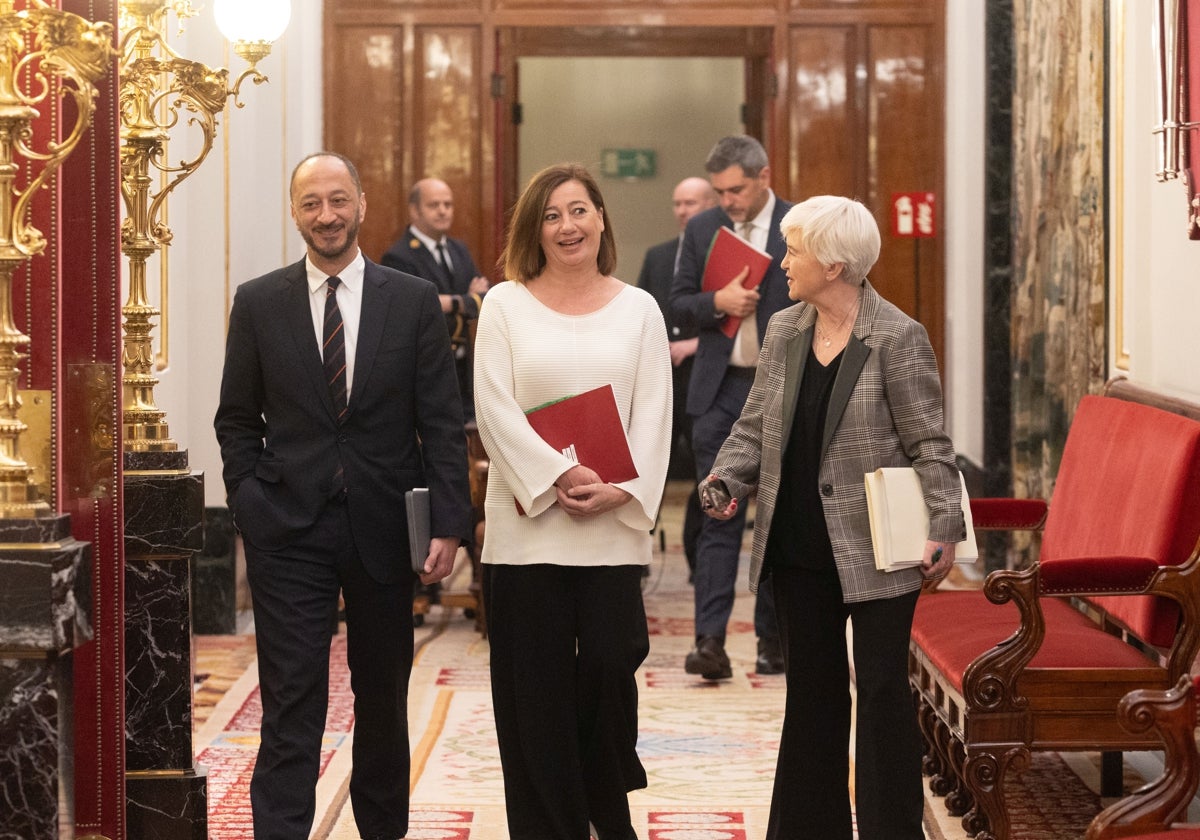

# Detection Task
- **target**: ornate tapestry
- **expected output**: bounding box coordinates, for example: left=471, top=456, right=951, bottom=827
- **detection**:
left=1009, top=0, right=1108, bottom=556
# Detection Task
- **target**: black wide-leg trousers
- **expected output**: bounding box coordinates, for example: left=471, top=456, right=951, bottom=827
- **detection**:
left=767, top=565, right=924, bottom=840
left=484, top=563, right=649, bottom=840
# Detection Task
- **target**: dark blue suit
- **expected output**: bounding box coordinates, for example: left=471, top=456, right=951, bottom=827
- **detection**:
left=381, top=227, right=483, bottom=321
left=638, top=236, right=698, bottom=471
left=638, top=236, right=702, bottom=566
left=382, top=227, right=483, bottom=419
left=669, top=198, right=793, bottom=644
left=215, top=256, right=472, bottom=838
left=670, top=201, right=795, bottom=416
left=637, top=238, right=690, bottom=339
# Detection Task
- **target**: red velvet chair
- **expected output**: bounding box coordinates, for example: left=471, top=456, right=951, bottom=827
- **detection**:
left=910, top=383, right=1200, bottom=840
left=1086, top=675, right=1200, bottom=839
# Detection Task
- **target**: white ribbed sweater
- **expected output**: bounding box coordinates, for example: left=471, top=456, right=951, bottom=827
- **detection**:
left=473, top=280, right=672, bottom=566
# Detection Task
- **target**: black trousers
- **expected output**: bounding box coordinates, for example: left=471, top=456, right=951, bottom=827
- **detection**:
left=767, top=565, right=923, bottom=840
left=245, top=501, right=415, bottom=840
left=484, top=563, right=649, bottom=840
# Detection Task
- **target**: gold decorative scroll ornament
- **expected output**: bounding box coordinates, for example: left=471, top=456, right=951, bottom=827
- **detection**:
left=117, top=0, right=274, bottom=452
left=0, top=0, right=113, bottom=518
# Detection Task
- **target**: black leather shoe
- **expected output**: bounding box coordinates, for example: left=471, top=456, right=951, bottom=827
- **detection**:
left=684, top=635, right=732, bottom=680
left=755, top=636, right=784, bottom=675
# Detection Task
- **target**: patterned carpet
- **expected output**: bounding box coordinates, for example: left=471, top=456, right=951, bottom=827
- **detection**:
left=193, top=482, right=1144, bottom=839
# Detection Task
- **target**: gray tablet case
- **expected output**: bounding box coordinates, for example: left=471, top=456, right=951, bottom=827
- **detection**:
left=405, top=488, right=431, bottom=574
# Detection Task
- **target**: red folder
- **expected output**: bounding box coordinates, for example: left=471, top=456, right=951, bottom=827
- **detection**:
left=517, top=384, right=638, bottom=514
left=701, top=225, right=773, bottom=338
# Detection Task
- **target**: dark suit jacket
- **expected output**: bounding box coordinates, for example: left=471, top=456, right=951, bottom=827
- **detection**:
left=380, top=226, right=483, bottom=323
left=668, top=198, right=794, bottom=416
left=214, top=257, right=473, bottom=583
left=636, top=236, right=696, bottom=342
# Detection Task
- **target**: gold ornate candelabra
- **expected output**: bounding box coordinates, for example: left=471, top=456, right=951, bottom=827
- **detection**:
left=0, top=0, right=113, bottom=517
left=117, top=0, right=288, bottom=452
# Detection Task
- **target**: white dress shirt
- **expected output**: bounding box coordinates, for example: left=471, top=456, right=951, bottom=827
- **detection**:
left=410, top=227, right=453, bottom=272
left=727, top=192, right=776, bottom=368
left=306, top=250, right=364, bottom=398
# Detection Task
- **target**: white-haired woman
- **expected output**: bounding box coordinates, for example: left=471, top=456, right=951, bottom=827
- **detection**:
left=700, top=195, right=964, bottom=839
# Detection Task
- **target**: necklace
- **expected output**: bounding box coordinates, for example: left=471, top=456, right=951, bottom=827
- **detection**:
left=815, top=293, right=860, bottom=348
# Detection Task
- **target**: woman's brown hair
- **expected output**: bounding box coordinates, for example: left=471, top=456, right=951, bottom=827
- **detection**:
left=500, top=163, right=617, bottom=283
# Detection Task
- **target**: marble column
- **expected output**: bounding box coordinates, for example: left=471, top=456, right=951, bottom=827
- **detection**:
left=123, top=450, right=207, bottom=839
left=0, top=515, right=90, bottom=840
left=193, top=506, right=238, bottom=635
left=984, top=0, right=1016, bottom=573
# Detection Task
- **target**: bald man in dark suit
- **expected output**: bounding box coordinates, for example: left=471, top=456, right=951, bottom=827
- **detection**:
left=381, top=177, right=489, bottom=421
left=215, top=152, right=472, bottom=840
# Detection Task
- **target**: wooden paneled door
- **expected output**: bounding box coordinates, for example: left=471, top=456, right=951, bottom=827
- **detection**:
left=324, top=0, right=945, bottom=359
left=324, top=19, right=491, bottom=276
left=782, top=10, right=947, bottom=360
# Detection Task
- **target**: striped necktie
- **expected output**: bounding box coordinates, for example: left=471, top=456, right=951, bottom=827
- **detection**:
left=323, top=276, right=348, bottom=423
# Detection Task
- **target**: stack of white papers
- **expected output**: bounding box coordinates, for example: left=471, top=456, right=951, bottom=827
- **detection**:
left=864, top=468, right=978, bottom=572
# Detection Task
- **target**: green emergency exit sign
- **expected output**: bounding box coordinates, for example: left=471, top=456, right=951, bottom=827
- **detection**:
left=600, top=148, right=656, bottom=179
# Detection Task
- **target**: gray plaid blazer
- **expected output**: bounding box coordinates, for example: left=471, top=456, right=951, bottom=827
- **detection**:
left=710, top=281, right=965, bottom=603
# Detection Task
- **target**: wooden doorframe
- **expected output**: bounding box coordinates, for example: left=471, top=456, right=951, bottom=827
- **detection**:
left=324, top=0, right=945, bottom=359
left=493, top=26, right=774, bottom=260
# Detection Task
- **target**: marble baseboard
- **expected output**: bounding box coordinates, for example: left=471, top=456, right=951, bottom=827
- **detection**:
left=0, top=539, right=90, bottom=652
left=193, top=507, right=237, bottom=635
left=0, top=519, right=87, bottom=840
left=123, top=468, right=206, bottom=772
left=0, top=513, right=73, bottom=545
left=123, top=470, right=204, bottom=557
left=125, top=556, right=195, bottom=770
left=124, top=448, right=192, bottom=473
left=0, top=653, right=74, bottom=840
left=126, top=768, right=208, bottom=840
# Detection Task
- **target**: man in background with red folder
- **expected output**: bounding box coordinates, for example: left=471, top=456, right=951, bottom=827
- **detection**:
left=669, top=135, right=792, bottom=679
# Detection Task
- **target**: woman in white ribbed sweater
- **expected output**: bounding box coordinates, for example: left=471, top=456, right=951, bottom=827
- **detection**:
left=474, top=163, right=672, bottom=840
